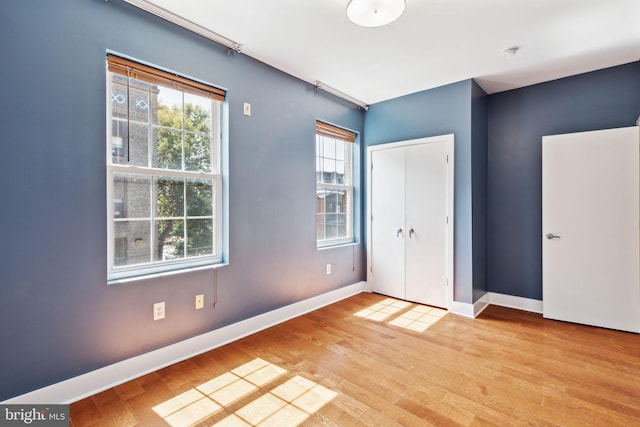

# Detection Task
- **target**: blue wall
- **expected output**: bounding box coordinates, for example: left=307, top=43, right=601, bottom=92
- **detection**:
left=0, top=0, right=364, bottom=401
left=487, top=61, right=640, bottom=300
left=471, top=81, right=488, bottom=301
left=364, top=79, right=488, bottom=304
left=2, top=0, right=638, bottom=403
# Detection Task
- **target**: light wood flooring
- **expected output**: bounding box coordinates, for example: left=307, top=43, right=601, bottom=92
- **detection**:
left=70, top=292, right=640, bottom=426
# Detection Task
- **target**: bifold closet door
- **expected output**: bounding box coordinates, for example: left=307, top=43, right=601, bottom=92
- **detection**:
left=370, top=147, right=405, bottom=300
left=542, top=126, right=640, bottom=333
left=404, top=142, right=448, bottom=308
left=370, top=141, right=449, bottom=308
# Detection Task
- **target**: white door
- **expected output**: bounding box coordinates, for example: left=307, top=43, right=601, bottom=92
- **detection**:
left=371, top=147, right=405, bottom=300
left=405, top=142, right=449, bottom=308
left=542, top=126, right=640, bottom=333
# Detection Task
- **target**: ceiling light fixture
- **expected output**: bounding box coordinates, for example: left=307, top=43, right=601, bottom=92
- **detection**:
left=347, top=0, right=406, bottom=28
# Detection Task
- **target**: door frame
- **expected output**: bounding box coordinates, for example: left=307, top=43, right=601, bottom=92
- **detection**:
left=366, top=134, right=455, bottom=309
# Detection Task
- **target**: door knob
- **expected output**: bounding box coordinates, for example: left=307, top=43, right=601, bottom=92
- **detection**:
left=545, top=233, right=561, bottom=240
left=397, top=228, right=403, bottom=238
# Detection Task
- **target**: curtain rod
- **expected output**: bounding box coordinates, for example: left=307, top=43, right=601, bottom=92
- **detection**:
left=314, top=81, right=369, bottom=111
left=117, top=0, right=369, bottom=110
left=120, top=0, right=241, bottom=53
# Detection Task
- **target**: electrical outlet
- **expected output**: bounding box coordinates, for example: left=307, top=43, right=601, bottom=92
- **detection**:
left=153, top=302, right=165, bottom=320
left=195, top=294, right=204, bottom=310
left=326, top=263, right=332, bottom=275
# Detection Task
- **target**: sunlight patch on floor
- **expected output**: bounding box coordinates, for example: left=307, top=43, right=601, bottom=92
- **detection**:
left=388, top=305, right=447, bottom=332
left=152, top=358, right=336, bottom=426
left=217, top=375, right=337, bottom=426
left=354, top=298, right=411, bottom=321
left=153, top=388, right=222, bottom=426
left=355, top=297, right=447, bottom=332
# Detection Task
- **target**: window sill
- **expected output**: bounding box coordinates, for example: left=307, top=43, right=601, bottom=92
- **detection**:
left=317, top=241, right=358, bottom=251
left=107, top=262, right=228, bottom=285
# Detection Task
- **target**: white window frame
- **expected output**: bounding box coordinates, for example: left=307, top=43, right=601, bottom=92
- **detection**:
left=106, top=56, right=223, bottom=282
left=316, top=124, right=355, bottom=248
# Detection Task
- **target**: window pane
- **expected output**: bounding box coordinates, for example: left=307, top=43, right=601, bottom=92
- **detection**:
left=128, top=78, right=150, bottom=123
left=323, top=138, right=335, bottom=158
left=323, top=158, right=335, bottom=184
left=154, top=219, right=184, bottom=262
left=336, top=161, right=345, bottom=184
left=337, top=191, right=346, bottom=213
left=152, top=127, right=183, bottom=170
left=155, top=176, right=184, bottom=217
left=184, top=94, right=212, bottom=133
left=113, top=174, right=150, bottom=218
left=326, top=192, right=337, bottom=213
left=110, top=75, right=128, bottom=120
left=337, top=214, right=347, bottom=237
left=114, top=220, right=151, bottom=266
left=185, top=132, right=212, bottom=172
left=157, top=85, right=183, bottom=128
left=187, top=179, right=213, bottom=216
left=129, top=123, right=150, bottom=166
left=326, top=214, right=338, bottom=240
left=316, top=189, right=327, bottom=240
left=111, top=120, right=149, bottom=166
left=335, top=140, right=345, bottom=161
left=324, top=190, right=347, bottom=214
left=187, top=218, right=213, bottom=256
left=111, top=120, right=126, bottom=164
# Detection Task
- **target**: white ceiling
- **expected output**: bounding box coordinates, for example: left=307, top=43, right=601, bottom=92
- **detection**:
left=135, top=0, right=639, bottom=105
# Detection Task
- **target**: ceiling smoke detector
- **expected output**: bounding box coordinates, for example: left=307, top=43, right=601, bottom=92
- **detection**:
left=501, top=46, right=520, bottom=57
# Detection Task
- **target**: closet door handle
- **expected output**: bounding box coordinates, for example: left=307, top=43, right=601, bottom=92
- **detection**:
left=397, top=228, right=403, bottom=238
left=409, top=228, right=415, bottom=238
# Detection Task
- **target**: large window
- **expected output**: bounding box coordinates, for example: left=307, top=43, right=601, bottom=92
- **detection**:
left=316, top=121, right=355, bottom=247
left=107, top=54, right=225, bottom=281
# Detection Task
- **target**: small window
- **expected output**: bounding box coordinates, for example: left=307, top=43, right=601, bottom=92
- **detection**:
left=106, top=54, right=226, bottom=281
left=316, top=121, right=355, bottom=247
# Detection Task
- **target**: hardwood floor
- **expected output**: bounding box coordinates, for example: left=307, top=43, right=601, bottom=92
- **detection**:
left=70, top=293, right=640, bottom=426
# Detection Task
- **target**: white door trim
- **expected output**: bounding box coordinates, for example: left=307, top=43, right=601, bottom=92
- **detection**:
left=366, top=134, right=455, bottom=309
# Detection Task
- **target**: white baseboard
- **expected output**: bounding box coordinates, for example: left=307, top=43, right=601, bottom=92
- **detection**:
left=3, top=281, right=367, bottom=405
left=488, top=292, right=543, bottom=314
left=449, top=293, right=490, bottom=318
left=449, top=292, right=542, bottom=318
left=449, top=300, right=474, bottom=318
left=474, top=293, right=491, bottom=316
